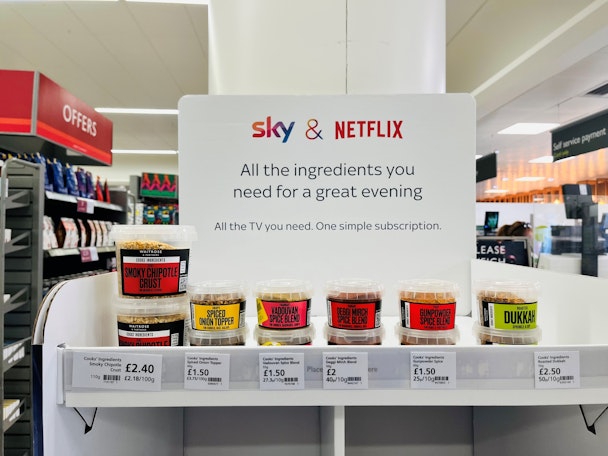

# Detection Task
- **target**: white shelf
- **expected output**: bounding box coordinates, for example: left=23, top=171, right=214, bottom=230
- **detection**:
left=45, top=190, right=124, bottom=213
left=57, top=316, right=608, bottom=408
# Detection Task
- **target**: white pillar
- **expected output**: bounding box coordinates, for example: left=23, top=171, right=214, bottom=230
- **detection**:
left=208, top=0, right=445, bottom=95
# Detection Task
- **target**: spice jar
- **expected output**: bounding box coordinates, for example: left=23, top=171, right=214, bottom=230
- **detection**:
left=396, top=279, right=460, bottom=345
left=254, top=279, right=314, bottom=345
left=116, top=295, right=188, bottom=346
left=325, top=278, right=384, bottom=345
left=110, top=224, right=197, bottom=297
left=188, top=280, right=248, bottom=346
left=473, top=279, right=541, bottom=345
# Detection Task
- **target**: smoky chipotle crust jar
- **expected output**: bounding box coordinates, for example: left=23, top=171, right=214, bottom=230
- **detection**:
left=473, top=280, right=541, bottom=345
left=325, top=278, right=384, bottom=345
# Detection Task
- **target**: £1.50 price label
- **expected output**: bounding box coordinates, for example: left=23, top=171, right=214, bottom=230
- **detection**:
left=535, top=351, right=580, bottom=389
left=72, top=352, right=162, bottom=391
left=184, top=353, right=230, bottom=390
left=259, top=353, right=304, bottom=390
left=323, top=352, right=368, bottom=390
left=410, top=352, right=456, bottom=389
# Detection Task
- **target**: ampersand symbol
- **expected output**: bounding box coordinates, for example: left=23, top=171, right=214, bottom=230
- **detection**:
left=305, top=118, right=323, bottom=140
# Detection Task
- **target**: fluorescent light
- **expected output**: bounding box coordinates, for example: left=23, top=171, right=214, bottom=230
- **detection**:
left=125, top=0, right=208, bottom=4
left=515, top=176, right=545, bottom=182
left=498, top=123, right=560, bottom=135
left=528, top=155, right=554, bottom=164
left=112, top=149, right=178, bottom=155
left=484, top=189, right=508, bottom=194
left=475, top=154, right=483, bottom=159
left=96, top=108, right=178, bottom=115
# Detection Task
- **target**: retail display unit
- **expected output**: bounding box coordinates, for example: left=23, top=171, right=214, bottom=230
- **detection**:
left=0, top=158, right=43, bottom=456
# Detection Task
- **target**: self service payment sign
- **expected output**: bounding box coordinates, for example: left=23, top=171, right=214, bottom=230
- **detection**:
left=178, top=95, right=476, bottom=316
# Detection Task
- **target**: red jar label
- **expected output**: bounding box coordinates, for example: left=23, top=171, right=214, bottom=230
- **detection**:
left=117, top=319, right=185, bottom=346
left=257, top=299, right=311, bottom=329
left=120, top=248, right=189, bottom=296
left=400, top=300, right=456, bottom=330
left=327, top=300, right=381, bottom=330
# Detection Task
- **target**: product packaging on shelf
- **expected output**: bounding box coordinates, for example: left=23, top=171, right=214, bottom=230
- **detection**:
left=473, top=279, right=541, bottom=345
left=188, top=280, right=248, bottom=346
left=115, top=295, right=189, bottom=346
left=325, top=278, right=384, bottom=345
left=396, top=279, right=460, bottom=345
left=111, top=224, right=197, bottom=297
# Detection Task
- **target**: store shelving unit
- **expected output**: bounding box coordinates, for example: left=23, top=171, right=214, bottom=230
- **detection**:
left=0, top=158, right=43, bottom=456
left=35, top=262, right=608, bottom=456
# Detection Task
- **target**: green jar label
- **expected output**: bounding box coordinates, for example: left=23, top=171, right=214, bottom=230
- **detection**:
left=481, top=300, right=537, bottom=330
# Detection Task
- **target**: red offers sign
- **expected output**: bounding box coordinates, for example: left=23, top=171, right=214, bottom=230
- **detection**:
left=0, top=70, right=112, bottom=165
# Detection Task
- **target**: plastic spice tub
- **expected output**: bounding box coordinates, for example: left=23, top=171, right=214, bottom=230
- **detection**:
left=397, top=279, right=458, bottom=330
left=115, top=295, right=188, bottom=346
left=325, top=278, right=383, bottom=330
left=111, top=224, right=197, bottom=297
left=325, top=324, right=384, bottom=345
left=188, top=280, right=247, bottom=331
left=396, top=325, right=460, bottom=345
left=190, top=326, right=248, bottom=346
left=473, top=279, right=541, bottom=345
left=254, top=325, right=315, bottom=346
left=254, top=279, right=313, bottom=330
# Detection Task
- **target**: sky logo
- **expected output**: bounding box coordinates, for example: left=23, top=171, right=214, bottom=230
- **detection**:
left=252, top=116, right=295, bottom=143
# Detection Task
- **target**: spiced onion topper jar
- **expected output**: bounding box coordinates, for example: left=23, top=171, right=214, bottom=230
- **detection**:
left=473, top=279, right=541, bottom=345
left=325, top=278, right=384, bottom=345
left=111, top=225, right=197, bottom=297
left=396, top=279, right=460, bottom=345
left=187, top=280, right=248, bottom=346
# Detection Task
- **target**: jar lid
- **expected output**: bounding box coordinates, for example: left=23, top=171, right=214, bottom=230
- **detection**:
left=474, top=279, right=540, bottom=301
left=397, top=279, right=459, bottom=299
left=325, top=278, right=383, bottom=299
left=188, top=280, right=247, bottom=300
left=111, top=224, right=197, bottom=242
left=254, top=279, right=313, bottom=300
left=115, top=295, right=188, bottom=315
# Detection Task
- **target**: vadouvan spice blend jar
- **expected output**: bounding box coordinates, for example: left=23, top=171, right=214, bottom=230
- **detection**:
left=253, top=279, right=314, bottom=346
left=396, top=279, right=460, bottom=345
left=473, top=279, right=541, bottom=345
left=325, top=278, right=384, bottom=345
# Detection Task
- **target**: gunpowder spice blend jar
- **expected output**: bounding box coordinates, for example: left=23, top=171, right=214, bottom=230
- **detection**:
left=116, top=295, right=188, bottom=346
left=396, top=279, right=460, bottom=345
left=188, top=280, right=248, bottom=346
left=325, top=278, right=384, bottom=345
left=472, top=279, right=542, bottom=345
left=253, top=279, right=314, bottom=345
left=111, top=224, right=197, bottom=298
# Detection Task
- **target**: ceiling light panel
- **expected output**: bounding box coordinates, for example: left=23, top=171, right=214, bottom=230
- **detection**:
left=498, top=123, right=560, bottom=135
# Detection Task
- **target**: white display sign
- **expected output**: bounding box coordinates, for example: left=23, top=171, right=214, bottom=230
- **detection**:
left=179, top=95, right=475, bottom=316
left=72, top=352, right=162, bottom=391
left=410, top=351, right=456, bottom=389
left=184, top=353, right=230, bottom=390
left=259, top=353, right=305, bottom=390
left=534, top=351, right=580, bottom=389
left=323, top=352, right=368, bottom=389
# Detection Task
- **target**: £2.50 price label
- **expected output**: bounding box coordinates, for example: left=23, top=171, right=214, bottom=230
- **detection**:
left=72, top=352, right=162, bottom=391
left=535, top=351, right=580, bottom=389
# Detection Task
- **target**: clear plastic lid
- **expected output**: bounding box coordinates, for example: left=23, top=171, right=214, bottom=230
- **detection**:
left=254, top=324, right=315, bottom=346
left=397, top=279, right=459, bottom=301
left=474, top=279, right=540, bottom=302
left=115, top=295, right=188, bottom=316
left=472, top=323, right=542, bottom=345
left=111, top=224, right=197, bottom=243
left=254, top=279, right=312, bottom=300
left=189, top=325, right=248, bottom=346
left=396, top=325, right=460, bottom=345
left=324, top=324, right=384, bottom=345
left=326, top=278, right=383, bottom=300
left=188, top=280, right=247, bottom=301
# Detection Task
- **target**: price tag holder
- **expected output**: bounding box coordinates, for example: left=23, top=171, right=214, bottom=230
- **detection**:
left=72, top=352, right=162, bottom=391
left=259, top=353, right=305, bottom=390
left=184, top=353, right=230, bottom=390
left=410, top=351, right=456, bottom=389
left=76, top=198, right=95, bottom=214
left=80, top=247, right=99, bottom=263
left=323, top=352, right=368, bottom=390
left=535, top=351, right=580, bottom=389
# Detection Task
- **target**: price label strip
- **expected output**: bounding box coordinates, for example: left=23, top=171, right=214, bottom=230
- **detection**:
left=72, top=352, right=162, bottom=391
left=259, top=353, right=305, bottom=390
left=184, top=353, right=230, bottom=390
left=534, top=351, right=580, bottom=389
left=410, top=351, right=456, bottom=389
left=323, top=352, right=368, bottom=390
